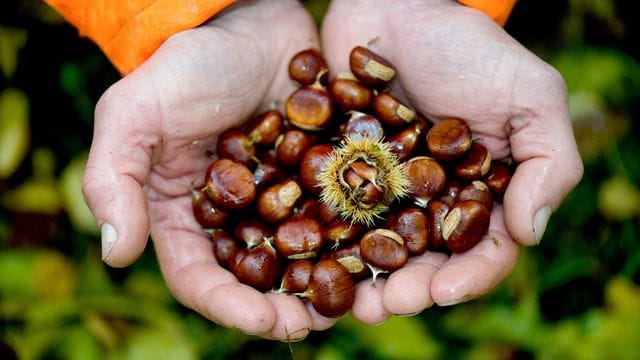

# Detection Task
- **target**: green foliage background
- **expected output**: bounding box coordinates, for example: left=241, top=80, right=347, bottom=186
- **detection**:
left=1, top=0, right=639, bottom=359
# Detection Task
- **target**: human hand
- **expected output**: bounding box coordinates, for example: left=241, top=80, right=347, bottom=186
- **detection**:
left=320, top=0, right=583, bottom=322
left=82, top=0, right=336, bottom=340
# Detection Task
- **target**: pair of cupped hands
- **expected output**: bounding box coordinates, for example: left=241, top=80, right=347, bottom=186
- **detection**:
left=82, top=0, right=583, bottom=340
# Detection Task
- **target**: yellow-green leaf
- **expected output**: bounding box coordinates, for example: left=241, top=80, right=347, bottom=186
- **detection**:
left=0, top=88, right=30, bottom=178
left=0, top=27, right=28, bottom=78
left=59, top=152, right=99, bottom=235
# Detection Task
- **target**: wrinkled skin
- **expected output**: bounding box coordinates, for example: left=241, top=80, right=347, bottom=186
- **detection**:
left=82, top=0, right=583, bottom=340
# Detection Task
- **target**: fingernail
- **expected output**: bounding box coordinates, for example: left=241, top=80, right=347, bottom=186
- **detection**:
left=439, top=294, right=471, bottom=307
left=533, top=205, right=552, bottom=245
left=101, top=223, right=118, bottom=261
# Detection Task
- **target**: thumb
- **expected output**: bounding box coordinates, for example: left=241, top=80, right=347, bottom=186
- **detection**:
left=82, top=82, right=154, bottom=267
left=503, top=68, right=583, bottom=246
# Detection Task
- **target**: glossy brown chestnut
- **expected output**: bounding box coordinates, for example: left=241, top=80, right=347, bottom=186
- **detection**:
left=426, top=200, right=450, bottom=251
left=299, top=144, right=334, bottom=195
left=387, top=123, right=422, bottom=162
left=373, top=92, right=416, bottom=127
left=191, top=187, right=229, bottom=228
left=386, top=208, right=430, bottom=256
left=285, top=86, right=333, bottom=131
left=332, top=243, right=371, bottom=282
left=302, top=259, right=355, bottom=318
left=359, top=229, right=408, bottom=273
left=323, top=219, right=364, bottom=249
left=293, top=198, right=322, bottom=220
left=288, top=48, right=328, bottom=86
left=274, top=215, right=324, bottom=259
left=405, top=156, right=447, bottom=208
left=426, top=118, right=473, bottom=161
left=253, top=150, right=283, bottom=192
left=483, top=160, right=513, bottom=202
left=245, top=110, right=284, bottom=146
left=234, top=241, right=281, bottom=291
left=277, top=259, right=313, bottom=293
left=234, top=218, right=272, bottom=249
left=208, top=229, right=238, bottom=268
left=275, top=129, right=315, bottom=167
left=216, top=129, right=256, bottom=168
left=457, top=180, right=494, bottom=211
left=453, top=141, right=492, bottom=181
left=204, top=159, right=256, bottom=210
left=349, top=46, right=396, bottom=87
left=318, top=201, right=340, bottom=224
left=340, top=111, right=385, bottom=141
left=440, top=180, right=463, bottom=208
left=257, top=179, right=303, bottom=223
left=329, top=76, right=374, bottom=111
left=442, top=200, right=490, bottom=253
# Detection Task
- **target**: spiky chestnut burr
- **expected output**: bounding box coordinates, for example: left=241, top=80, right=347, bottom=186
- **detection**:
left=317, top=135, right=410, bottom=226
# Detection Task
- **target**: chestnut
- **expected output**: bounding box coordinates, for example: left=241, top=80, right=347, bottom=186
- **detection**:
left=426, top=118, right=473, bottom=161
left=208, top=229, right=238, bottom=268
left=329, top=75, right=374, bottom=111
left=359, top=229, right=408, bottom=282
left=349, top=46, right=396, bottom=87
left=453, top=142, right=492, bottom=181
left=301, top=259, right=355, bottom=318
left=457, top=180, right=494, bottom=211
left=442, top=200, right=490, bottom=253
left=323, top=219, right=364, bottom=249
left=245, top=110, right=284, bottom=146
left=332, top=243, right=371, bottom=282
left=483, top=160, right=513, bottom=202
left=191, top=187, right=229, bottom=228
left=405, top=156, right=446, bottom=208
left=253, top=150, right=283, bottom=192
left=293, top=198, right=322, bottom=220
left=234, top=241, right=281, bottom=291
left=387, top=124, right=422, bottom=162
left=440, top=180, right=463, bottom=208
left=299, top=144, right=334, bottom=195
left=426, top=200, right=450, bottom=252
left=340, top=111, right=385, bottom=141
left=274, top=215, right=324, bottom=259
left=372, top=92, right=416, bottom=127
left=385, top=208, right=429, bottom=256
left=234, top=218, right=272, bottom=249
left=216, top=129, right=256, bottom=168
left=275, top=130, right=315, bottom=167
left=203, top=159, right=256, bottom=210
left=257, top=179, right=303, bottom=223
left=285, top=86, right=333, bottom=131
left=288, top=48, right=328, bottom=86
left=276, top=259, right=313, bottom=293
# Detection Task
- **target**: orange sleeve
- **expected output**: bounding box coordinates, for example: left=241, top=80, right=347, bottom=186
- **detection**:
left=44, top=0, right=237, bottom=75
left=457, top=0, right=516, bottom=27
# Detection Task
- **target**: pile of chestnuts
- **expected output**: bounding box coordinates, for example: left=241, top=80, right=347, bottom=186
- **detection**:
left=191, top=46, right=514, bottom=318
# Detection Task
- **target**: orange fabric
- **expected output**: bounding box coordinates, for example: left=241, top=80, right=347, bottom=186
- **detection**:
left=458, top=0, right=516, bottom=26
left=44, top=0, right=237, bottom=75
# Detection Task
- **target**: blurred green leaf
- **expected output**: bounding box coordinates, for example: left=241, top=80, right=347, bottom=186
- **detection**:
left=340, top=314, right=442, bottom=359
left=0, top=27, right=28, bottom=78
left=59, top=152, right=99, bottom=235
left=597, top=175, right=640, bottom=220
left=57, top=326, right=103, bottom=360
left=0, top=88, right=30, bottom=178
left=107, top=327, right=198, bottom=360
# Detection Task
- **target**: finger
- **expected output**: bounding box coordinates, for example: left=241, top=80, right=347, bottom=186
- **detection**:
left=351, top=278, right=391, bottom=325
left=305, top=301, right=339, bottom=331
left=430, top=205, right=521, bottom=305
left=263, top=292, right=312, bottom=341
left=82, top=82, right=156, bottom=268
left=504, top=72, right=584, bottom=245
left=382, top=252, right=448, bottom=315
left=151, top=198, right=276, bottom=334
